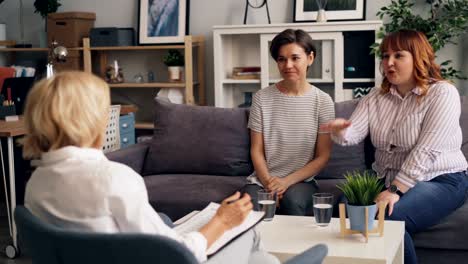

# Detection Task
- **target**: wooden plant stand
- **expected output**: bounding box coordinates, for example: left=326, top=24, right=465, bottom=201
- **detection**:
left=339, top=202, right=386, bottom=243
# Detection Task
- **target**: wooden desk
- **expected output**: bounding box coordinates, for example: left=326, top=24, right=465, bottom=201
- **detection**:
left=0, top=118, right=25, bottom=137
left=0, top=117, right=25, bottom=258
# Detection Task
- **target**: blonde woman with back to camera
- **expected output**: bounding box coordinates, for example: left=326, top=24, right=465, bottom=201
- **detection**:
left=21, top=71, right=282, bottom=264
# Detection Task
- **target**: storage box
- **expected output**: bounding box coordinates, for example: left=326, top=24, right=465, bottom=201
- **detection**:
left=90, top=27, right=135, bottom=47
left=47, top=12, right=96, bottom=47
left=54, top=50, right=82, bottom=72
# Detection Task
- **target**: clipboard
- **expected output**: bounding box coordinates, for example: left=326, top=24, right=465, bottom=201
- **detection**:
left=174, top=202, right=265, bottom=257
left=207, top=212, right=264, bottom=258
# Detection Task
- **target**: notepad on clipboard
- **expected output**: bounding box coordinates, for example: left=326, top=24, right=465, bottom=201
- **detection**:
left=174, top=202, right=265, bottom=257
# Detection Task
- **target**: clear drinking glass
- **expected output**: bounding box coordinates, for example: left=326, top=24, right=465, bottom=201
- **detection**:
left=313, top=193, right=333, bottom=227
left=257, top=190, right=277, bottom=221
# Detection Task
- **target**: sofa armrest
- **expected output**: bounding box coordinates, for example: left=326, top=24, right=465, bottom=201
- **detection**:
left=105, top=143, right=149, bottom=175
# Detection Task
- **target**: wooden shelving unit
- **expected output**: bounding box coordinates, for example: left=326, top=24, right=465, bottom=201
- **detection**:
left=213, top=22, right=383, bottom=107
left=134, top=122, right=155, bottom=130
left=0, top=37, right=206, bottom=130
left=82, top=36, right=205, bottom=106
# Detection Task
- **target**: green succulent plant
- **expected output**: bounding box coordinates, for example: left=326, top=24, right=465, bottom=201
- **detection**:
left=372, top=0, right=468, bottom=80
left=337, top=170, right=384, bottom=206
left=163, top=49, right=184, bottom=67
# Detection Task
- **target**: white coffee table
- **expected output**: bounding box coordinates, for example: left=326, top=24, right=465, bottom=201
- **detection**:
left=257, top=215, right=404, bottom=264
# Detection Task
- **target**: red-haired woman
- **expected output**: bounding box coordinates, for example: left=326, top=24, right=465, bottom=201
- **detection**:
left=322, top=29, right=468, bottom=264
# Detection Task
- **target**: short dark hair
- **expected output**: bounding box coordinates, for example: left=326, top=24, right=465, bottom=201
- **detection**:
left=270, top=29, right=316, bottom=61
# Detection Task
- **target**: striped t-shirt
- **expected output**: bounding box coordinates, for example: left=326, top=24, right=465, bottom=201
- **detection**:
left=333, top=81, right=468, bottom=188
left=247, top=84, right=335, bottom=186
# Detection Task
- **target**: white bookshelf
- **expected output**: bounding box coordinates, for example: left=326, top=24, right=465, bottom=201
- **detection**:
left=213, top=21, right=383, bottom=108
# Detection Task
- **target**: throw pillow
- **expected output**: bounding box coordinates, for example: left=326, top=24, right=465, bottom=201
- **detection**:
left=142, top=98, right=254, bottom=176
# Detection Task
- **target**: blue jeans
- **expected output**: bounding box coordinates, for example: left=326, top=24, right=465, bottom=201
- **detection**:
left=243, top=181, right=318, bottom=216
left=386, top=171, right=468, bottom=264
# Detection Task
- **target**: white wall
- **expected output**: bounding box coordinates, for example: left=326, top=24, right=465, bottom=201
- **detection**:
left=0, top=0, right=466, bottom=105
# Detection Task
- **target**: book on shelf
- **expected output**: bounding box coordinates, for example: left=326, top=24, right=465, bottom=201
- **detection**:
left=174, top=202, right=265, bottom=257
left=232, top=66, right=261, bottom=80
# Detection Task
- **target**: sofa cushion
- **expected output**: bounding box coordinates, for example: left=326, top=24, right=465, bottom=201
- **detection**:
left=316, top=99, right=367, bottom=180
left=142, top=99, right=253, bottom=176
left=144, top=174, right=247, bottom=220
left=414, top=199, right=468, bottom=250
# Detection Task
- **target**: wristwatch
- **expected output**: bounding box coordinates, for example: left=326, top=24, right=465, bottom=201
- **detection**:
left=388, top=184, right=404, bottom=197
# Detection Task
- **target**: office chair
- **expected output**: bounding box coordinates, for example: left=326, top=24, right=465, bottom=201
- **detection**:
left=14, top=206, right=198, bottom=264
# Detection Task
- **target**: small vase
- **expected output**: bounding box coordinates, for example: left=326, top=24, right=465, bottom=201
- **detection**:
left=316, top=9, right=327, bottom=22
left=346, top=203, right=377, bottom=232
left=0, top=23, right=6, bottom=47
left=168, top=66, right=184, bottom=82
left=39, top=31, right=48, bottom=48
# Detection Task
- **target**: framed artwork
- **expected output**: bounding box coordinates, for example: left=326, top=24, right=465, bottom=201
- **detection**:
left=138, top=0, right=189, bottom=44
left=294, top=0, right=366, bottom=22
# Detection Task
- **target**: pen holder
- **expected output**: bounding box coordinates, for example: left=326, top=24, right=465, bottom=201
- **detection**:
left=0, top=105, right=16, bottom=119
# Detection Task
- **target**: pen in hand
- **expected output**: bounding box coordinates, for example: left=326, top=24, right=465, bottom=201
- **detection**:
left=226, top=192, right=246, bottom=204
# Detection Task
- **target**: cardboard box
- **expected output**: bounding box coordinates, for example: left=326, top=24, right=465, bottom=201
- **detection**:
left=47, top=12, right=96, bottom=47
left=90, top=27, right=135, bottom=47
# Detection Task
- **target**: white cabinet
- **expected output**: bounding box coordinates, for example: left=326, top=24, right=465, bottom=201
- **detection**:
left=213, top=21, right=383, bottom=108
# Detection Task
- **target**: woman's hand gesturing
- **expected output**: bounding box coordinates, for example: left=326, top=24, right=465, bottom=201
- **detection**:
left=319, top=118, right=351, bottom=137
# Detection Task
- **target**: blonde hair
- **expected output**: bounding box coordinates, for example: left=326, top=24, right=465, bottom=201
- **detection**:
left=21, top=71, right=110, bottom=159
left=379, top=29, right=443, bottom=96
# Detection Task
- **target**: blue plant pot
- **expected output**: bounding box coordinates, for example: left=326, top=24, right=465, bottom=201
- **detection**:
left=346, top=203, right=377, bottom=232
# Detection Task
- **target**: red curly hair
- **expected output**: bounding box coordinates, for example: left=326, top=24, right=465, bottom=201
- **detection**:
left=379, top=30, right=443, bottom=96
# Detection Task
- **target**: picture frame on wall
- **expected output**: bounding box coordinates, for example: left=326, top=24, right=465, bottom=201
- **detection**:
left=138, top=0, right=189, bottom=44
left=294, top=0, right=366, bottom=22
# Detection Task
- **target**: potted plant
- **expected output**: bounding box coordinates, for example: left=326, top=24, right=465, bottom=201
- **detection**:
left=373, top=0, right=468, bottom=80
left=337, top=170, right=384, bottom=232
left=163, top=49, right=184, bottom=82
left=34, top=0, right=61, bottom=19
left=34, top=0, right=61, bottom=47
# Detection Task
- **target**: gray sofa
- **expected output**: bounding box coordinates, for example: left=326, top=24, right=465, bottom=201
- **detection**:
left=107, top=97, right=468, bottom=264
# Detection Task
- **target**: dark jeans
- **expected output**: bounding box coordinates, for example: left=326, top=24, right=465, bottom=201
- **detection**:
left=242, top=181, right=318, bottom=216
left=386, top=171, right=468, bottom=264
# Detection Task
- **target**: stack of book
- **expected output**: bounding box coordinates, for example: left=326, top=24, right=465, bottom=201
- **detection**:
left=232, top=66, right=261, bottom=80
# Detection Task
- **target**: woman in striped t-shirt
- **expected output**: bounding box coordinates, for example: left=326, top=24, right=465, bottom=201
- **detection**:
left=323, top=30, right=468, bottom=264
left=244, top=29, right=335, bottom=216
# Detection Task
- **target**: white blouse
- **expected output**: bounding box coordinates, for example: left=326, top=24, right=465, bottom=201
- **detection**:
left=25, top=146, right=208, bottom=262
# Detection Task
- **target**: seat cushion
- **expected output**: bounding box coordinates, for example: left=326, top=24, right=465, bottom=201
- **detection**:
left=316, top=99, right=367, bottom=180
left=144, top=174, right=247, bottom=220
left=414, top=199, right=468, bottom=250
left=142, top=99, right=253, bottom=177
